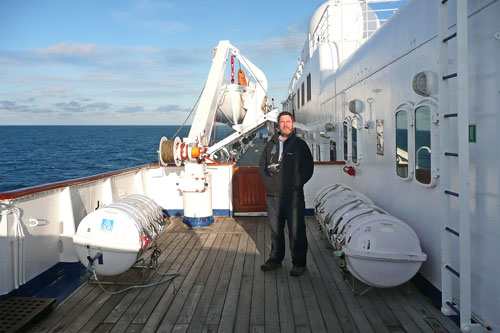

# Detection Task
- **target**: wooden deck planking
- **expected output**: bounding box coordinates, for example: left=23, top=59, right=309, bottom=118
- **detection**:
left=217, top=233, right=248, bottom=332
left=305, top=217, right=373, bottom=332
left=32, top=216, right=458, bottom=333
left=142, top=232, right=210, bottom=331
left=186, top=233, right=233, bottom=332
left=249, top=217, right=266, bottom=333
left=156, top=233, right=217, bottom=332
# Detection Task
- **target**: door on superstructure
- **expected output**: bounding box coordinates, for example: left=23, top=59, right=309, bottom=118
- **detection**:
left=232, top=166, right=267, bottom=213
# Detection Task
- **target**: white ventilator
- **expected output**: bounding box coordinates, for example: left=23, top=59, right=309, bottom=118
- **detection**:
left=314, top=184, right=426, bottom=288
left=73, top=195, right=165, bottom=276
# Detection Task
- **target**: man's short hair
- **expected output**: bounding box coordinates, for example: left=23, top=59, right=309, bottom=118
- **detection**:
left=278, top=111, right=294, bottom=123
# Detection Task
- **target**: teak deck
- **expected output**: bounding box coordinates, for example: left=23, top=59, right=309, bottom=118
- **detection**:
left=31, top=216, right=459, bottom=332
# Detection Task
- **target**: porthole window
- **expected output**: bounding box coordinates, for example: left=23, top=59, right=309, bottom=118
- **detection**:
left=343, top=120, right=349, bottom=161
left=351, top=118, right=358, bottom=163
left=415, top=105, right=431, bottom=184
left=395, top=110, right=409, bottom=178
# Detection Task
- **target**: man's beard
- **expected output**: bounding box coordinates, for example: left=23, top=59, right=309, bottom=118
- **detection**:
left=280, top=128, right=292, bottom=137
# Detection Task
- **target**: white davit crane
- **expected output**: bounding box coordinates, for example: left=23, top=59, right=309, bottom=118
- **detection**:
left=158, top=40, right=278, bottom=227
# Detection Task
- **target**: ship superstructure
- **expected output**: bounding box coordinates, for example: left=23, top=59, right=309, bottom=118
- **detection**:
left=284, top=0, right=499, bottom=331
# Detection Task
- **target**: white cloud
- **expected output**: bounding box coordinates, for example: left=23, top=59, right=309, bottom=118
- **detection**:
left=117, top=105, right=145, bottom=114
left=83, top=72, right=112, bottom=79
left=243, top=30, right=306, bottom=59
left=155, top=104, right=190, bottom=113
left=0, top=100, right=52, bottom=114
left=36, top=41, right=96, bottom=56
left=35, top=88, right=73, bottom=95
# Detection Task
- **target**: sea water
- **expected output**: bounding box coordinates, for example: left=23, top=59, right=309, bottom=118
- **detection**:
left=0, top=125, right=233, bottom=193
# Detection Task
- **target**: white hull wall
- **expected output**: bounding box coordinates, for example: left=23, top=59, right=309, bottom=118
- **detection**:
left=290, top=0, right=499, bottom=329
left=0, top=164, right=233, bottom=295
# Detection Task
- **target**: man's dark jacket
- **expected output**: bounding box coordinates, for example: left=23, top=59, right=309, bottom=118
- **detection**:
left=259, top=133, right=314, bottom=198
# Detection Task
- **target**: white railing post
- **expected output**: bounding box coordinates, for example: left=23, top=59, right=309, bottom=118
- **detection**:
left=439, top=0, right=485, bottom=331
left=59, top=187, right=78, bottom=262
left=438, top=0, right=453, bottom=317
left=456, top=0, right=473, bottom=331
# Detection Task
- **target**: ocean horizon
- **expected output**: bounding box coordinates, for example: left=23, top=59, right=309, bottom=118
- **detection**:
left=0, top=125, right=234, bottom=193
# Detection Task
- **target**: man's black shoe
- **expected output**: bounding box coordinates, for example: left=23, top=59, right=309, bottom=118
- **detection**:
left=290, top=265, right=306, bottom=276
left=260, top=260, right=282, bottom=271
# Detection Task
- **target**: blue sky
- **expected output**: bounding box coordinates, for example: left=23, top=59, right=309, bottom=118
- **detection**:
left=0, top=0, right=401, bottom=125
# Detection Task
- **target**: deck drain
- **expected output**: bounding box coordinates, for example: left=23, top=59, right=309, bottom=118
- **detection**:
left=0, top=297, right=55, bottom=333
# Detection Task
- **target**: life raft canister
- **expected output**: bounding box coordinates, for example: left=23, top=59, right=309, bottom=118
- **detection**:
left=238, top=69, right=247, bottom=86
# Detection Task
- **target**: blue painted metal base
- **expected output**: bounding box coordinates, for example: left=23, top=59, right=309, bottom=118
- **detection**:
left=167, top=209, right=231, bottom=218
left=411, top=273, right=459, bottom=327
left=183, top=215, right=215, bottom=227
left=1, top=262, right=86, bottom=307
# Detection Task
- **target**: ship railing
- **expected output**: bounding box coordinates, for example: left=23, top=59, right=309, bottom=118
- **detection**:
left=288, top=0, right=402, bottom=100
left=308, top=0, right=402, bottom=62
left=0, top=164, right=157, bottom=201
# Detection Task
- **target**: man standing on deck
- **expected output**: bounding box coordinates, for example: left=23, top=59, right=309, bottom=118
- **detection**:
left=259, top=111, right=314, bottom=276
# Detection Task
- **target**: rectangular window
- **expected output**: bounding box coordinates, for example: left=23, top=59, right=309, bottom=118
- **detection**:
left=395, top=111, right=408, bottom=178
left=307, top=74, right=311, bottom=101
left=376, top=119, right=384, bottom=155
left=297, top=89, right=300, bottom=109
left=301, top=82, right=305, bottom=106
left=330, top=141, right=336, bottom=161
left=415, top=106, right=431, bottom=184
left=351, top=118, right=358, bottom=163
left=343, top=121, right=348, bottom=161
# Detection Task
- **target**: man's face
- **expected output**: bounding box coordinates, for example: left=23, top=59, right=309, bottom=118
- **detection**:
left=279, top=114, right=294, bottom=137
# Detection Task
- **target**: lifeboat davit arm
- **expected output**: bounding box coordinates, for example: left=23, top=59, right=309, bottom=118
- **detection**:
left=159, top=40, right=278, bottom=164
left=188, top=40, right=277, bottom=149
left=157, top=40, right=278, bottom=227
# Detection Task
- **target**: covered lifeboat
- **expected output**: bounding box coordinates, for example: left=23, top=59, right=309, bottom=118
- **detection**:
left=73, top=194, right=166, bottom=276
left=315, top=184, right=427, bottom=288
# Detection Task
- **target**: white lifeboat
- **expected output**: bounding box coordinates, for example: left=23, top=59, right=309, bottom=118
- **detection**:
left=73, top=195, right=165, bottom=276
left=315, top=184, right=426, bottom=288
left=216, top=83, right=255, bottom=125
left=342, top=214, right=427, bottom=288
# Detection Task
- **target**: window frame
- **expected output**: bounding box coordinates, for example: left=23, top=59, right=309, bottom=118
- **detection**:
left=297, top=88, right=300, bottom=109
left=301, top=82, right=305, bottom=106
left=351, top=114, right=362, bottom=164
left=343, top=117, right=350, bottom=162
left=394, top=102, right=414, bottom=181
left=307, top=74, right=312, bottom=101
left=413, top=98, right=439, bottom=187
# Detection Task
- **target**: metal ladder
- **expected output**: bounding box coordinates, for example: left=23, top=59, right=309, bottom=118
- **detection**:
left=438, top=1, right=485, bottom=332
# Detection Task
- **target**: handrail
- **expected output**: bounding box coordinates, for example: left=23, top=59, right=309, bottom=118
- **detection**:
left=0, top=162, right=237, bottom=200
left=0, top=164, right=160, bottom=200
left=314, top=161, right=346, bottom=165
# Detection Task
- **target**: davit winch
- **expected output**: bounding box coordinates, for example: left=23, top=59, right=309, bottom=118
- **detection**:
left=158, top=40, right=278, bottom=227
left=73, top=40, right=277, bottom=277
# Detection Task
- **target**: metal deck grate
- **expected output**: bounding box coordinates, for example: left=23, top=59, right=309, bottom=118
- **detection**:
left=0, top=297, right=55, bottom=333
